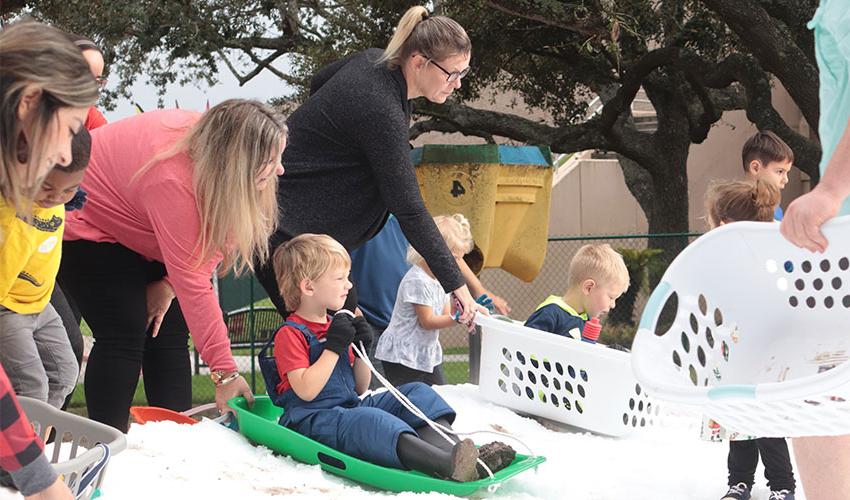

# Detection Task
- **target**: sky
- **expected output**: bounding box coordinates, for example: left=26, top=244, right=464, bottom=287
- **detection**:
left=101, top=56, right=293, bottom=122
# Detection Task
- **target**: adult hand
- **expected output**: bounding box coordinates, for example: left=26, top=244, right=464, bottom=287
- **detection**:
left=780, top=186, right=844, bottom=253
left=451, top=285, right=477, bottom=330
left=146, top=279, right=175, bottom=338
left=23, top=476, right=73, bottom=500
left=215, top=374, right=254, bottom=414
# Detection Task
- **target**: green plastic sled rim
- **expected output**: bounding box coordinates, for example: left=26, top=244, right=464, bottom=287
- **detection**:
left=228, top=396, right=545, bottom=496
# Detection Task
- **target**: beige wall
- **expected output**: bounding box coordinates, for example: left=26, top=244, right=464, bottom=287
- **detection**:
left=547, top=159, right=648, bottom=236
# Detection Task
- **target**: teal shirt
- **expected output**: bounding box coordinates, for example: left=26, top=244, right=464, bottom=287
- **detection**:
left=809, top=1, right=850, bottom=215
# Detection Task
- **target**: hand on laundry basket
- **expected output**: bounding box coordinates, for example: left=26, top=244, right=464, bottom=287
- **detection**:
left=451, top=286, right=477, bottom=331
left=781, top=185, right=844, bottom=253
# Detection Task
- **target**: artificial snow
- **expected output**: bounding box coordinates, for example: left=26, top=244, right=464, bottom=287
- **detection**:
left=0, top=384, right=805, bottom=499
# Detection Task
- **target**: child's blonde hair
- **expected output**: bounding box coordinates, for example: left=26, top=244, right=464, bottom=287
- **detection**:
left=407, top=213, right=474, bottom=266
left=273, top=233, right=351, bottom=311
left=705, top=178, right=780, bottom=228
left=567, top=244, right=629, bottom=290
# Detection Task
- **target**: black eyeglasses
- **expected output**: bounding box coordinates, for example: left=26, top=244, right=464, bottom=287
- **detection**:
left=426, top=58, right=470, bottom=83
left=95, top=75, right=108, bottom=89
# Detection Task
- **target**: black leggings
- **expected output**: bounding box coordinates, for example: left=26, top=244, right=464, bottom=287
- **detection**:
left=58, top=240, right=192, bottom=432
left=382, top=361, right=446, bottom=387
left=728, top=438, right=796, bottom=492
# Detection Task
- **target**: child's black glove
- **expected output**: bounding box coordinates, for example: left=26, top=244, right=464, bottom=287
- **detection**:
left=351, top=316, right=374, bottom=357
left=323, top=314, right=356, bottom=357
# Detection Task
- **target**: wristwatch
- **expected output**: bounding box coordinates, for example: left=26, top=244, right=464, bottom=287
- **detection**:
left=210, top=370, right=239, bottom=387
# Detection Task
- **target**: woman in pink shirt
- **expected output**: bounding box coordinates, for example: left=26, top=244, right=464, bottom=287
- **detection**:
left=58, top=99, right=287, bottom=431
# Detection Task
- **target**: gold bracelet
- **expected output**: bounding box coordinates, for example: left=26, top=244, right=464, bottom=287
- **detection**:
left=212, top=371, right=240, bottom=387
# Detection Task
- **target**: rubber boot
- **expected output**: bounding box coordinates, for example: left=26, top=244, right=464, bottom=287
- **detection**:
left=415, top=417, right=458, bottom=452
left=397, top=432, right=480, bottom=482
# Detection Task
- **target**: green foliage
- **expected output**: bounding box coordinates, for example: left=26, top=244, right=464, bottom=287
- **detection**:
left=608, top=246, right=662, bottom=326
left=598, top=321, right=637, bottom=348
left=6, top=0, right=821, bottom=237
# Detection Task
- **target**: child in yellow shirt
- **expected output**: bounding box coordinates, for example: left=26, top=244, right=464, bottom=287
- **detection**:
left=0, top=129, right=90, bottom=408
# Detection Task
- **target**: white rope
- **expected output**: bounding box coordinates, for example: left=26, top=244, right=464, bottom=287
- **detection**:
left=336, top=310, right=537, bottom=483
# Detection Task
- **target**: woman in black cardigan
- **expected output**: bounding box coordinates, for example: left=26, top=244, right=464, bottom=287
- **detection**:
left=257, top=6, right=479, bottom=323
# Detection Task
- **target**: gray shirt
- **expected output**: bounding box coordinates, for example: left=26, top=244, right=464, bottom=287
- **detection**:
left=375, top=265, right=448, bottom=372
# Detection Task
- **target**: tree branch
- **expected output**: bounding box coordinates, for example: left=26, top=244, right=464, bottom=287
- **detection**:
left=701, top=0, right=819, bottom=133
left=694, top=52, right=821, bottom=181
left=411, top=99, right=611, bottom=154
left=486, top=0, right=610, bottom=39
left=410, top=118, right=496, bottom=143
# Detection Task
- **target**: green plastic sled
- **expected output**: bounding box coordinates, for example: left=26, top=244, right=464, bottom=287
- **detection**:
left=228, top=396, right=545, bottom=496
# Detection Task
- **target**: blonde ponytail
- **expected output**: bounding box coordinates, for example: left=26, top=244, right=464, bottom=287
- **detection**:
left=377, top=6, right=471, bottom=69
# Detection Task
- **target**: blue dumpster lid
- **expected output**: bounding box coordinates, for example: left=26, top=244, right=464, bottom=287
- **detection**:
left=411, top=144, right=552, bottom=166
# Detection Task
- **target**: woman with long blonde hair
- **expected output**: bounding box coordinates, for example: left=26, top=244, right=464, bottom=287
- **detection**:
left=57, top=99, right=287, bottom=431
left=255, top=6, right=481, bottom=326
left=0, top=19, right=98, bottom=500
left=0, top=21, right=99, bottom=212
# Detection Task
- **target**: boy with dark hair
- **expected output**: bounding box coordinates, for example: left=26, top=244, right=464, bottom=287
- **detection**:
left=741, top=130, right=794, bottom=220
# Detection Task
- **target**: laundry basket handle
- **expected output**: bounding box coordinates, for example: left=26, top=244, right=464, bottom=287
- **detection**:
left=637, top=281, right=672, bottom=334
left=73, top=443, right=110, bottom=499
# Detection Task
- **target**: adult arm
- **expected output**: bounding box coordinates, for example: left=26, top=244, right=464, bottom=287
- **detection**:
left=0, top=366, right=70, bottom=499
left=349, top=105, right=464, bottom=293
left=781, top=115, right=850, bottom=252
left=145, top=175, right=253, bottom=412
left=347, top=104, right=479, bottom=322
left=457, top=258, right=511, bottom=315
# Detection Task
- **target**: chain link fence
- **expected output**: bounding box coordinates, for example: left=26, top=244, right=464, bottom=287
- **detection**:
left=437, top=232, right=702, bottom=385
left=85, top=233, right=700, bottom=408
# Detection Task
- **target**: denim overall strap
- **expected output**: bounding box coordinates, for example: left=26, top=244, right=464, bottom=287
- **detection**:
left=258, top=320, right=316, bottom=407
left=278, top=318, right=360, bottom=426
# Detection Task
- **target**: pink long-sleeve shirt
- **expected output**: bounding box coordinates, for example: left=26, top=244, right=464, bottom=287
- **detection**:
left=65, top=109, right=237, bottom=372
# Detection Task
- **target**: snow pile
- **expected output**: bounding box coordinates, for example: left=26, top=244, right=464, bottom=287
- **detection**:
left=1, top=384, right=804, bottom=499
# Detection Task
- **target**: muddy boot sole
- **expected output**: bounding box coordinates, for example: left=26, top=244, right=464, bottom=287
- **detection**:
left=449, top=438, right=480, bottom=482
left=476, top=441, right=517, bottom=478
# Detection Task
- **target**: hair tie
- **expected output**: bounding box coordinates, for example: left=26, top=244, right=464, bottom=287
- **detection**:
left=421, top=11, right=429, bottom=21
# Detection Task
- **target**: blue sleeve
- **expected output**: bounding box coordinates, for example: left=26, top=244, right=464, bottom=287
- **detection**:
left=525, top=305, right=586, bottom=339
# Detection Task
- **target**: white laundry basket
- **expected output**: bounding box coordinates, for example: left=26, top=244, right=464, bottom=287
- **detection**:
left=19, top=397, right=126, bottom=499
left=632, top=216, right=850, bottom=438
left=477, top=315, right=659, bottom=437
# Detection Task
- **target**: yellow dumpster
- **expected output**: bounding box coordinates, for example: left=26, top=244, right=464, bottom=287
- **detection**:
left=412, top=144, right=553, bottom=282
